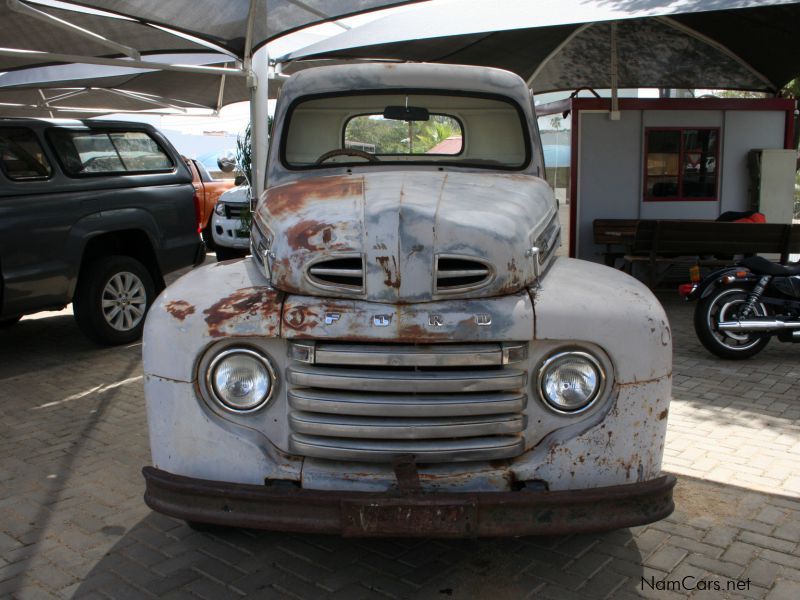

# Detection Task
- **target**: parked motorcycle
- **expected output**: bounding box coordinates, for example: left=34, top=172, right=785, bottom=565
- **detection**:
left=679, top=256, right=800, bottom=359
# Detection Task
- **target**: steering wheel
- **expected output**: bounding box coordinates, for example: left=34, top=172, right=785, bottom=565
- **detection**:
left=315, top=148, right=379, bottom=164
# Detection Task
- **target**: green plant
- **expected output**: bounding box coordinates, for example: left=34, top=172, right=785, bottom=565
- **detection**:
left=794, top=169, right=800, bottom=220
left=414, top=117, right=457, bottom=153
left=234, top=118, right=274, bottom=231
left=235, top=123, right=253, bottom=231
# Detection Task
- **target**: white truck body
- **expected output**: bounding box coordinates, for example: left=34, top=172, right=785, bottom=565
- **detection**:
left=142, top=62, right=674, bottom=536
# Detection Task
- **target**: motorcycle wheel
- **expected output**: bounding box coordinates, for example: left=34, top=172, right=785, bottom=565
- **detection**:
left=694, top=286, right=770, bottom=360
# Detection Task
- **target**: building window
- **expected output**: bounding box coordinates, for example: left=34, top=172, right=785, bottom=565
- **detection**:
left=644, top=128, right=719, bottom=201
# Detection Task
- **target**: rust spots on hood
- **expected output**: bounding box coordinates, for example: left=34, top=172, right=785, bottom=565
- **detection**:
left=657, top=409, right=669, bottom=421
left=285, top=220, right=334, bottom=252
left=497, top=258, right=524, bottom=295
left=264, top=176, right=364, bottom=218
left=165, top=300, right=195, bottom=321
left=203, top=287, right=281, bottom=338
left=285, top=219, right=355, bottom=252
left=376, top=256, right=401, bottom=289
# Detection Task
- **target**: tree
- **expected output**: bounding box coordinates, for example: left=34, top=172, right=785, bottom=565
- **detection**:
left=235, top=122, right=252, bottom=186
left=415, top=117, right=457, bottom=153
left=345, top=116, right=408, bottom=153
left=783, top=78, right=800, bottom=98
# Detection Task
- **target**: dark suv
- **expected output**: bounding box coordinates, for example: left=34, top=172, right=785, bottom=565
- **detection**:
left=0, top=118, right=204, bottom=345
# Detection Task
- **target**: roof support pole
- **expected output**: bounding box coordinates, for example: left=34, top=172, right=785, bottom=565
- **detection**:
left=215, top=63, right=228, bottom=114
left=609, top=21, right=620, bottom=121
left=245, top=0, right=269, bottom=200
left=249, top=45, right=269, bottom=201
left=6, top=0, right=141, bottom=60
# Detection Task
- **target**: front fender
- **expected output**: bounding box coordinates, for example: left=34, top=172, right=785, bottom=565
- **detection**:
left=143, top=258, right=283, bottom=381
left=533, top=258, right=671, bottom=383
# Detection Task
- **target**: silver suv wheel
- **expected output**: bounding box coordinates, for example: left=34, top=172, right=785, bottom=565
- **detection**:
left=101, top=271, right=147, bottom=331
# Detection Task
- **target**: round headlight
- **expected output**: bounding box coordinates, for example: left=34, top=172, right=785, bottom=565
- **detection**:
left=207, top=348, right=276, bottom=412
left=538, top=351, right=604, bottom=414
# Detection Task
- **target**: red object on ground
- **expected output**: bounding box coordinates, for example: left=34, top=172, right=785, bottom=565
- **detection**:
left=733, top=212, right=766, bottom=223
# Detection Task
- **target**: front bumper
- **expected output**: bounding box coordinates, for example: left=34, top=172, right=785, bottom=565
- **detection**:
left=143, top=467, right=676, bottom=537
left=212, top=213, right=251, bottom=249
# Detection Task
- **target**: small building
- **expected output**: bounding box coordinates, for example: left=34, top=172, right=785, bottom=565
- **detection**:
left=540, top=97, right=797, bottom=262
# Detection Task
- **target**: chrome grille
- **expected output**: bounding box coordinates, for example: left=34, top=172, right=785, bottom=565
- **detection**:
left=287, top=342, right=527, bottom=463
left=435, top=255, right=493, bottom=293
left=224, top=203, right=246, bottom=219
left=307, top=256, right=364, bottom=291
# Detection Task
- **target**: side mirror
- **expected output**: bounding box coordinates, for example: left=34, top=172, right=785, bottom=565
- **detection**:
left=234, top=175, right=246, bottom=186
left=217, top=156, right=236, bottom=173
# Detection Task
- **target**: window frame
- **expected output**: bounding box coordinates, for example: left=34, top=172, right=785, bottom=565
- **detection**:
left=643, top=126, right=720, bottom=202
left=341, top=112, right=466, bottom=157
left=0, top=126, right=54, bottom=182
left=279, top=88, right=532, bottom=172
left=45, top=127, right=175, bottom=178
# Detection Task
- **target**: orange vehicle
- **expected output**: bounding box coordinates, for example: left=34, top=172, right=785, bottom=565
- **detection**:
left=182, top=156, right=236, bottom=249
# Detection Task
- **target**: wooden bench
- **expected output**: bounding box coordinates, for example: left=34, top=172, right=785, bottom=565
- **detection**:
left=593, top=219, right=639, bottom=267
left=593, top=219, right=800, bottom=287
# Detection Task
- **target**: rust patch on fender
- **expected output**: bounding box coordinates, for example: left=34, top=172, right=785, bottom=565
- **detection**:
left=657, top=409, right=669, bottom=421
left=165, top=300, right=195, bottom=321
left=265, top=176, right=364, bottom=217
left=376, top=256, right=401, bottom=289
left=203, top=287, right=281, bottom=338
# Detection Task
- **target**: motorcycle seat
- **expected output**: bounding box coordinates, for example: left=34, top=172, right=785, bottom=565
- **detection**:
left=741, top=256, right=800, bottom=277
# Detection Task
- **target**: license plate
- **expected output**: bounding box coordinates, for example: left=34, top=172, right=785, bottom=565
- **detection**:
left=341, top=501, right=476, bottom=536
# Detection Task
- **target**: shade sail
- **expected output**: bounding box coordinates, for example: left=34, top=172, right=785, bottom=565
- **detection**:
left=0, top=1, right=427, bottom=114
left=62, top=1, right=425, bottom=57
left=0, top=86, right=210, bottom=117
left=283, top=0, right=800, bottom=93
left=0, top=56, right=376, bottom=113
left=0, top=1, right=212, bottom=73
left=0, top=51, right=251, bottom=113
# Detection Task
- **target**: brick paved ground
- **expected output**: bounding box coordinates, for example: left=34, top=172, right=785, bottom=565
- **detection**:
left=1, top=259, right=799, bottom=599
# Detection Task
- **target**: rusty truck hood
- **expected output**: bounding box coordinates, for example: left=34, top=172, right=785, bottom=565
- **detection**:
left=256, top=171, right=557, bottom=303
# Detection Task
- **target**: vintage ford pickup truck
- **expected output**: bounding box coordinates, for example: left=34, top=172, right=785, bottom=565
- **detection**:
left=142, top=63, right=675, bottom=536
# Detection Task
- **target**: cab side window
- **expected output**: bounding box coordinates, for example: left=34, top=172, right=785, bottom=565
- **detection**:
left=47, top=129, right=173, bottom=176
left=0, top=127, right=52, bottom=181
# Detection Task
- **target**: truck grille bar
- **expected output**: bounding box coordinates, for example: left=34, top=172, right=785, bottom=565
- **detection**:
left=306, top=255, right=364, bottom=291
left=286, top=342, right=528, bottom=463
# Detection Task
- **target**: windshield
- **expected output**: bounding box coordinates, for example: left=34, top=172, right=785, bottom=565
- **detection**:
left=282, top=92, right=529, bottom=170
